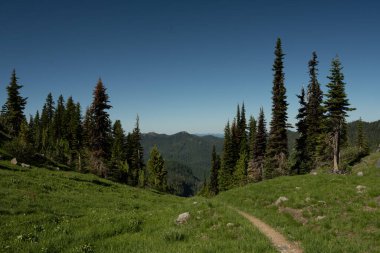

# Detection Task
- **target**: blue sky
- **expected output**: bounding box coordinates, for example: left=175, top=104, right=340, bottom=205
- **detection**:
left=0, top=0, right=379, bottom=134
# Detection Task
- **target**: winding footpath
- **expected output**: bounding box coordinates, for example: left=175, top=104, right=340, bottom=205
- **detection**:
left=232, top=207, right=303, bottom=253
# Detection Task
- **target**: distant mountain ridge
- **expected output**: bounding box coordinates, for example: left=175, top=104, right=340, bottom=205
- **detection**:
left=141, top=131, right=223, bottom=180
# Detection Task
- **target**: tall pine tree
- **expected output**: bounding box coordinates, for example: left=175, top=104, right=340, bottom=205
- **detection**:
left=2, top=70, right=27, bottom=136
left=291, top=88, right=312, bottom=174
left=88, top=79, right=112, bottom=177
left=209, top=145, right=220, bottom=195
left=250, top=108, right=267, bottom=181
left=325, top=57, right=354, bottom=172
left=126, top=116, right=145, bottom=186
left=305, top=52, right=324, bottom=169
left=219, top=121, right=234, bottom=191
left=264, top=38, right=289, bottom=179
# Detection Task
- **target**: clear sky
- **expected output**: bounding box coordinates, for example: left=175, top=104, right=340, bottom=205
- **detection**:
left=0, top=0, right=379, bottom=134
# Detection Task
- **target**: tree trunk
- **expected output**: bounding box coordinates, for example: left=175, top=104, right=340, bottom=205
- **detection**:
left=333, top=130, right=340, bottom=173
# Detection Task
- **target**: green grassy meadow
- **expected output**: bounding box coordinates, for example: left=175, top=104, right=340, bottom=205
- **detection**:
left=0, top=161, right=275, bottom=253
left=215, top=152, right=380, bottom=253
left=1, top=153, right=379, bottom=253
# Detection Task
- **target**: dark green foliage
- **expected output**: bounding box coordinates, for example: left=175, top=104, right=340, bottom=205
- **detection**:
left=1, top=70, right=27, bottom=136
left=4, top=120, right=34, bottom=163
left=141, top=132, right=223, bottom=179
left=356, top=118, right=369, bottom=155
left=291, top=88, right=312, bottom=174
left=40, top=93, right=55, bottom=153
left=325, top=57, right=355, bottom=172
left=110, top=120, right=128, bottom=181
left=147, top=145, right=168, bottom=191
left=165, top=161, right=200, bottom=196
left=347, top=120, right=379, bottom=151
left=208, top=145, right=220, bottom=195
left=219, top=122, right=234, bottom=191
left=233, top=149, right=248, bottom=186
left=305, top=52, right=324, bottom=169
left=87, top=79, right=112, bottom=177
left=248, top=116, right=256, bottom=160
left=238, top=103, right=248, bottom=154
left=249, top=108, right=267, bottom=181
left=126, top=117, right=145, bottom=186
left=264, top=38, right=289, bottom=179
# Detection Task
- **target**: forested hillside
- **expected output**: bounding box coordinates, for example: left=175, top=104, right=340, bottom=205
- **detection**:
left=348, top=120, right=380, bottom=150
left=141, top=132, right=223, bottom=179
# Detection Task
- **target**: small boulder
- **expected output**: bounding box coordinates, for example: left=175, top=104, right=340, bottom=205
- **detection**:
left=275, top=196, right=288, bottom=206
left=193, top=201, right=198, bottom=205
left=11, top=158, right=17, bottom=165
left=176, top=212, right=190, bottom=224
left=295, top=187, right=301, bottom=190
left=357, top=171, right=363, bottom=176
left=311, top=171, right=318, bottom=175
left=305, top=197, right=311, bottom=202
left=316, top=216, right=326, bottom=221
left=226, top=223, right=234, bottom=227
left=21, top=163, right=30, bottom=168
left=356, top=185, right=367, bottom=193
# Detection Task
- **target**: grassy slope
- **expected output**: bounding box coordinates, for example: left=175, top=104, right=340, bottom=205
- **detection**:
left=0, top=162, right=275, bottom=253
left=215, top=152, right=380, bottom=253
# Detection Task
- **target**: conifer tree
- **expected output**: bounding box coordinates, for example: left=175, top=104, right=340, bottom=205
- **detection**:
left=40, top=93, right=55, bottom=153
left=88, top=79, right=112, bottom=177
left=219, top=121, right=234, bottom=191
left=2, top=70, right=27, bottom=136
left=325, top=57, right=355, bottom=172
left=147, top=145, right=167, bottom=191
left=110, top=120, right=127, bottom=180
left=53, top=95, right=66, bottom=140
left=264, top=38, right=289, bottom=179
left=233, top=149, right=248, bottom=186
left=126, top=116, right=145, bottom=186
left=250, top=108, right=267, bottom=181
left=239, top=103, right=248, bottom=154
left=209, top=145, right=220, bottom=195
left=305, top=52, right=324, bottom=168
left=248, top=116, right=256, bottom=160
left=64, top=98, right=83, bottom=168
left=291, top=88, right=312, bottom=174
left=32, top=111, right=42, bottom=151
left=356, top=118, right=369, bottom=156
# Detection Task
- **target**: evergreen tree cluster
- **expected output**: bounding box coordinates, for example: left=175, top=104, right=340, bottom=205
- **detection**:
left=0, top=72, right=168, bottom=192
left=207, top=39, right=359, bottom=195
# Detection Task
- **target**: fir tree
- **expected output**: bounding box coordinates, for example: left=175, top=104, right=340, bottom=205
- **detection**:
left=239, top=103, right=248, bottom=154
left=219, top=121, right=234, bottom=191
left=264, top=38, right=289, bottom=179
left=88, top=79, right=112, bottom=177
left=126, top=116, right=145, bottom=186
left=233, top=149, right=248, bottom=186
left=305, top=52, right=324, bottom=169
left=32, top=111, right=42, bottom=151
left=291, top=88, right=312, bottom=174
left=248, top=116, right=256, bottom=160
left=53, top=95, right=66, bottom=141
left=2, top=70, right=27, bottom=136
left=40, top=93, right=55, bottom=153
left=147, top=145, right=167, bottom=192
left=110, top=120, right=127, bottom=181
left=250, top=108, right=267, bottom=181
left=356, top=118, right=369, bottom=156
left=209, top=145, right=220, bottom=195
left=325, top=57, right=355, bottom=172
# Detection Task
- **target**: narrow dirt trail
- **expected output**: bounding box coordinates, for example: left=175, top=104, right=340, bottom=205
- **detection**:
left=232, top=208, right=303, bottom=253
